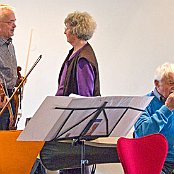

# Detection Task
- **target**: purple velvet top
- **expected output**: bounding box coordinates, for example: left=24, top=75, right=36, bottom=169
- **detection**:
left=56, top=47, right=95, bottom=97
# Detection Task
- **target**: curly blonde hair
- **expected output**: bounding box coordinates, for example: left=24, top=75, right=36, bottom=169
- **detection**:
left=64, top=11, right=97, bottom=41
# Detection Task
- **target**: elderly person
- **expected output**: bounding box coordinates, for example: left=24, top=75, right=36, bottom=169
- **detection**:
left=0, top=4, right=46, bottom=174
left=56, top=11, right=100, bottom=174
left=134, top=63, right=174, bottom=174
left=0, top=4, right=17, bottom=130
left=41, top=11, right=100, bottom=174
left=55, top=11, right=100, bottom=97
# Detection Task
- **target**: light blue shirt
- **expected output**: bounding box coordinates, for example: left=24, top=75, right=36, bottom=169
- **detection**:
left=134, top=89, right=174, bottom=162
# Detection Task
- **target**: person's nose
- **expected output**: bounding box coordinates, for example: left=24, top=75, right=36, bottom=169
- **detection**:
left=64, top=28, right=67, bottom=34
left=12, top=22, right=16, bottom=28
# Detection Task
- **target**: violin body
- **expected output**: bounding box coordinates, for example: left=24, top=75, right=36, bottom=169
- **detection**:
left=0, top=84, right=5, bottom=102
left=0, top=82, right=15, bottom=128
left=9, top=66, right=22, bottom=130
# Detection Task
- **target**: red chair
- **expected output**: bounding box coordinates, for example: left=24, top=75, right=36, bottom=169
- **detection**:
left=117, top=133, right=168, bottom=174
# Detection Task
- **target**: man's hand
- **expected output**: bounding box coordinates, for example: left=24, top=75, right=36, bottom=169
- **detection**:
left=0, top=95, right=8, bottom=108
left=165, top=92, right=174, bottom=110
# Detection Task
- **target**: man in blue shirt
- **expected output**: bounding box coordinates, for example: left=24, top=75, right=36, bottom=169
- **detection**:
left=134, top=62, right=174, bottom=174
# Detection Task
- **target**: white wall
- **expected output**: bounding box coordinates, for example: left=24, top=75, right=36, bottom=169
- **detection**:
left=2, top=0, right=174, bottom=173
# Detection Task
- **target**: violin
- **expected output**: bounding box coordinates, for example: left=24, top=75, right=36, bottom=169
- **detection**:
left=9, top=66, right=22, bottom=130
left=0, top=83, right=6, bottom=106
left=0, top=55, right=42, bottom=128
left=0, top=82, right=14, bottom=127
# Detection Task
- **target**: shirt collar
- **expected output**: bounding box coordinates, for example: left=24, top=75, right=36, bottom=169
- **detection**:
left=0, top=37, right=12, bottom=46
left=153, top=88, right=166, bottom=103
left=69, top=42, right=88, bottom=61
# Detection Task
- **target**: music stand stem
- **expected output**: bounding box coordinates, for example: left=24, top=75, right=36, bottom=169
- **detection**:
left=80, top=140, right=88, bottom=174
left=71, top=102, right=107, bottom=174
left=72, top=139, right=88, bottom=174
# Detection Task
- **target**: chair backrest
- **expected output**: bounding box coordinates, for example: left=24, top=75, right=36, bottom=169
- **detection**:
left=117, top=133, right=168, bottom=174
left=0, top=130, right=44, bottom=174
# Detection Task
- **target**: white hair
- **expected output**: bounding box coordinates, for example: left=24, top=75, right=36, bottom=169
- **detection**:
left=0, top=4, right=14, bottom=11
left=154, top=62, right=174, bottom=81
left=0, top=4, right=14, bottom=20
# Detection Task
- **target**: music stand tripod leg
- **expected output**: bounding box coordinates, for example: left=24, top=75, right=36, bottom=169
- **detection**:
left=81, top=140, right=88, bottom=174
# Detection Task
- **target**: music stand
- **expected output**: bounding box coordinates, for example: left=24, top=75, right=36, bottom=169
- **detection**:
left=18, top=95, right=153, bottom=174
left=55, top=101, right=108, bottom=174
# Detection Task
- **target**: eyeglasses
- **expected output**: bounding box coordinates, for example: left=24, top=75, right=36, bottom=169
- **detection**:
left=160, top=78, right=174, bottom=85
left=0, top=21, right=16, bottom=25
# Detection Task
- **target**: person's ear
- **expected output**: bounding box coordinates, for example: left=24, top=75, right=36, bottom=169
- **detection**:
left=154, top=80, right=159, bottom=88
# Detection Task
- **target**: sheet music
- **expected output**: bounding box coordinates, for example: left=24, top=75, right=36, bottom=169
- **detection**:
left=17, top=95, right=153, bottom=141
